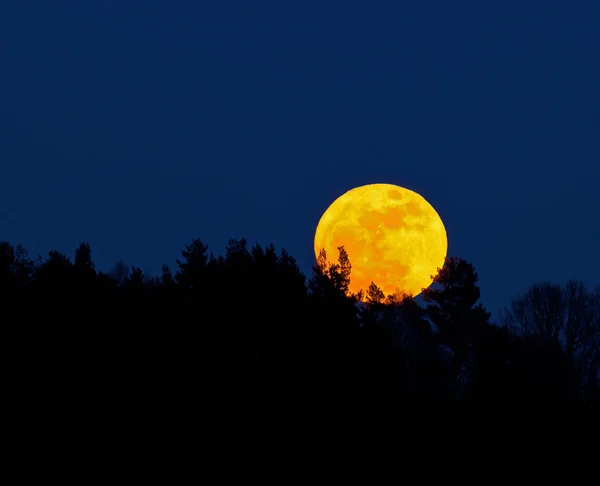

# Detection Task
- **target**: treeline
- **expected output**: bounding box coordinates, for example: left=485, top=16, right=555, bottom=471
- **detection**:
left=1, top=238, right=599, bottom=412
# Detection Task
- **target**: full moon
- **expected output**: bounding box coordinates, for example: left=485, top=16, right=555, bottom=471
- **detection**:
left=314, top=183, right=447, bottom=298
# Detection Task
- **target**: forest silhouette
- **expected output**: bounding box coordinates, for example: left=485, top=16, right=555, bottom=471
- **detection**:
left=2, top=237, right=598, bottom=413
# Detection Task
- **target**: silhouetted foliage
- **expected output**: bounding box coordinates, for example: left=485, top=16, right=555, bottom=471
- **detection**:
left=421, top=257, right=492, bottom=401
left=0, top=242, right=34, bottom=305
left=503, top=280, right=600, bottom=402
left=1, top=237, right=597, bottom=415
left=108, top=259, right=129, bottom=285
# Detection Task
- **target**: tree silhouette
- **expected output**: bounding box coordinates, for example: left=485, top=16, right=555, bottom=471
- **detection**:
left=0, top=242, right=34, bottom=305
left=108, top=259, right=129, bottom=285
left=422, top=256, right=491, bottom=402
left=503, top=280, right=600, bottom=401
left=0, top=236, right=596, bottom=411
left=74, top=242, right=94, bottom=271
left=175, top=237, right=210, bottom=307
left=308, top=247, right=359, bottom=332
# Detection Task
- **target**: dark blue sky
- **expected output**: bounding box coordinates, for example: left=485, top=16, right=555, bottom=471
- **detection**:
left=1, top=1, right=599, bottom=317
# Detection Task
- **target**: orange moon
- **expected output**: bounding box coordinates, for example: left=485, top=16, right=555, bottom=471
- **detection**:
left=314, top=183, right=447, bottom=298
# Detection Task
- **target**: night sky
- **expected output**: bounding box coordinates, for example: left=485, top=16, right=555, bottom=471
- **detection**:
left=2, top=1, right=599, bottom=318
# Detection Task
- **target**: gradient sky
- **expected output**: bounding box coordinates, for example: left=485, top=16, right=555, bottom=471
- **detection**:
left=1, top=1, right=599, bottom=318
